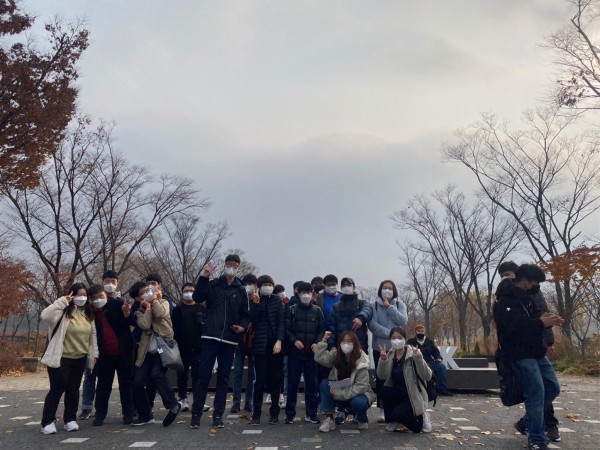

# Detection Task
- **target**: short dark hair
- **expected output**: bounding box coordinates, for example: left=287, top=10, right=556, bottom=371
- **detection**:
left=129, top=281, right=148, bottom=299
left=389, top=326, right=407, bottom=339
left=341, top=277, right=355, bottom=287
left=182, top=283, right=194, bottom=291
left=377, top=280, right=398, bottom=300
left=293, top=280, right=303, bottom=292
left=273, top=284, right=285, bottom=295
left=242, top=274, right=257, bottom=285
left=515, top=264, right=546, bottom=283
left=297, top=282, right=312, bottom=294
left=145, top=273, right=162, bottom=284
left=256, top=275, right=275, bottom=288
left=310, top=276, right=324, bottom=285
left=323, top=274, right=338, bottom=285
left=88, top=284, right=105, bottom=299
left=225, top=254, right=241, bottom=264
left=497, top=261, right=519, bottom=276
left=102, top=270, right=119, bottom=280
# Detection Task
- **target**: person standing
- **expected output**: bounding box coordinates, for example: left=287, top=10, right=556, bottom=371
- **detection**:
left=368, top=280, right=408, bottom=422
left=189, top=255, right=250, bottom=429
left=407, top=324, right=453, bottom=396
left=40, top=283, right=97, bottom=435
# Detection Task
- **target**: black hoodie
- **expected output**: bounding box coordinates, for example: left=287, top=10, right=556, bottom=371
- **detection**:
left=493, top=280, right=546, bottom=360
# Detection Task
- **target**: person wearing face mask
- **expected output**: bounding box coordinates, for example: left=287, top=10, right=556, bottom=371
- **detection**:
left=315, top=274, right=342, bottom=320
left=189, top=254, right=250, bottom=429
left=314, top=330, right=375, bottom=432
left=368, top=280, right=408, bottom=422
left=284, top=282, right=324, bottom=425
left=496, top=260, right=559, bottom=441
left=89, top=283, right=135, bottom=427
left=406, top=324, right=452, bottom=397
left=248, top=275, right=286, bottom=425
left=40, top=283, right=98, bottom=435
left=172, top=283, right=206, bottom=413
left=79, top=270, right=121, bottom=420
left=230, top=274, right=257, bottom=414
left=287, top=281, right=304, bottom=307
left=494, top=264, right=564, bottom=450
left=377, top=327, right=433, bottom=433
left=130, top=281, right=181, bottom=427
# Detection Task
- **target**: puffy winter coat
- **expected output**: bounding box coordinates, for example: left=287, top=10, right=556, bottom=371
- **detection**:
left=285, top=302, right=325, bottom=360
left=368, top=297, right=408, bottom=352
left=249, top=294, right=285, bottom=355
left=326, top=294, right=373, bottom=352
left=134, top=298, right=173, bottom=367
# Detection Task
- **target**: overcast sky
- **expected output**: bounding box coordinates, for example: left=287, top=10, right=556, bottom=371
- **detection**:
left=27, top=0, right=570, bottom=291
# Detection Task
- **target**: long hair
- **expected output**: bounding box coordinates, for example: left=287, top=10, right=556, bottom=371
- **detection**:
left=333, top=331, right=362, bottom=378
left=65, top=283, right=93, bottom=321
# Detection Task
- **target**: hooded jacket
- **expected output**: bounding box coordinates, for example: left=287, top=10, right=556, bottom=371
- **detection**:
left=376, top=346, right=432, bottom=417
left=493, top=281, right=547, bottom=361
left=368, top=297, right=408, bottom=352
left=314, top=341, right=376, bottom=404
left=326, top=294, right=373, bottom=352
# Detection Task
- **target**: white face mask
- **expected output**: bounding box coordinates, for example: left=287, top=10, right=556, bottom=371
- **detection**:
left=245, top=285, right=254, bottom=294
left=382, top=289, right=394, bottom=300
left=260, top=285, right=274, bottom=296
left=224, top=267, right=238, bottom=277
left=147, top=284, right=158, bottom=293
left=279, top=292, right=286, bottom=299
left=104, top=283, right=116, bottom=293
left=92, top=298, right=107, bottom=309
left=73, top=296, right=87, bottom=307
left=300, top=294, right=312, bottom=305
left=182, top=292, right=194, bottom=301
left=391, top=338, right=405, bottom=350
left=142, top=291, right=153, bottom=301
left=341, top=286, right=354, bottom=295
left=325, top=286, right=337, bottom=295
left=340, top=343, right=354, bottom=355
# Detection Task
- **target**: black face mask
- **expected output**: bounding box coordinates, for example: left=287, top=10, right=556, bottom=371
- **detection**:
left=527, top=285, right=541, bottom=295
left=416, top=333, right=425, bottom=340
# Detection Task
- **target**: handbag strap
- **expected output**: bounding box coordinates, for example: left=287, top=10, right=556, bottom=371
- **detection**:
left=410, top=358, right=428, bottom=392
left=50, top=310, right=67, bottom=340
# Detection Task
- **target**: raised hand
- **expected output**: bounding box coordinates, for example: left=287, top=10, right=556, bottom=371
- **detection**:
left=65, top=291, right=75, bottom=303
left=122, top=302, right=131, bottom=318
left=322, top=331, right=332, bottom=342
left=201, top=263, right=216, bottom=278
left=379, top=344, right=388, bottom=360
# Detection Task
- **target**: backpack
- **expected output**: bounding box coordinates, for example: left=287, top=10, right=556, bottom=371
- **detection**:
left=410, top=358, right=438, bottom=407
left=495, top=347, right=524, bottom=406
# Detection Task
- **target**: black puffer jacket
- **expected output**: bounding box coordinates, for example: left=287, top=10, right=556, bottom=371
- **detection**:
left=285, top=302, right=325, bottom=360
left=193, top=276, right=250, bottom=345
left=326, top=294, right=373, bottom=353
left=95, top=296, right=134, bottom=360
left=493, top=281, right=546, bottom=360
left=249, top=294, right=285, bottom=356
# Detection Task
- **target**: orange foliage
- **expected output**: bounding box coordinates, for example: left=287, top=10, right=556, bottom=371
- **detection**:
left=539, top=245, right=600, bottom=285
left=0, top=257, right=31, bottom=320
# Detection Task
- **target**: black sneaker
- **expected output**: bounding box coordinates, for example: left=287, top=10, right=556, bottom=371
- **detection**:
left=250, top=416, right=260, bottom=426
left=163, top=403, right=181, bottom=427
left=189, top=414, right=201, bottom=429
left=546, top=424, right=561, bottom=442
left=269, top=415, right=278, bottom=425
left=132, top=417, right=155, bottom=426
left=212, top=417, right=224, bottom=428
left=230, top=403, right=240, bottom=414
left=305, top=416, right=321, bottom=424
left=78, top=409, right=92, bottom=420
left=514, top=417, right=528, bottom=435
left=334, top=411, right=347, bottom=425
left=528, top=441, right=549, bottom=450
left=284, top=416, right=294, bottom=424
left=123, top=416, right=133, bottom=425
left=92, top=417, right=104, bottom=426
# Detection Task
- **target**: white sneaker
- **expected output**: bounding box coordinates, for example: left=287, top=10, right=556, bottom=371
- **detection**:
left=385, top=422, right=399, bottom=432
left=357, top=421, right=368, bottom=430
left=377, top=408, right=385, bottom=423
left=319, top=416, right=336, bottom=433
left=422, top=412, right=432, bottom=433
left=41, top=422, right=57, bottom=435
left=179, top=399, right=190, bottom=412
left=279, top=394, right=286, bottom=407
left=203, top=404, right=210, bottom=412
left=265, top=394, right=272, bottom=404
left=64, top=421, right=79, bottom=432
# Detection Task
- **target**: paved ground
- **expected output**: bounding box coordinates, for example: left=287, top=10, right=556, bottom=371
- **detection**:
left=0, top=371, right=598, bottom=449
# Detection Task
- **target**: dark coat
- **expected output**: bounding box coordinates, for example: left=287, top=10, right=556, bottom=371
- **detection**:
left=172, top=301, right=205, bottom=353
left=325, top=294, right=373, bottom=353
left=406, top=336, right=441, bottom=364
left=285, top=302, right=325, bottom=360
left=193, top=276, right=250, bottom=345
left=95, top=296, right=134, bottom=359
left=249, top=294, right=285, bottom=355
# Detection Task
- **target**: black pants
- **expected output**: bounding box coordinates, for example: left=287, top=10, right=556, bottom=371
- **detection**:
left=381, top=386, right=423, bottom=433
left=132, top=353, right=177, bottom=420
left=373, top=351, right=385, bottom=408
left=176, top=349, right=200, bottom=400
left=286, top=356, right=319, bottom=418
left=42, top=356, right=87, bottom=426
left=94, top=353, right=135, bottom=420
left=252, top=348, right=284, bottom=418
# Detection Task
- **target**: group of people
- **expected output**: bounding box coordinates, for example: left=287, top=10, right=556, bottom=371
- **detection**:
left=38, top=254, right=564, bottom=449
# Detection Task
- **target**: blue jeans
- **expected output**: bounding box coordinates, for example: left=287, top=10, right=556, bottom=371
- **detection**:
left=191, top=339, right=236, bottom=418
left=513, top=357, right=560, bottom=445
left=81, top=367, right=96, bottom=410
left=286, top=356, right=318, bottom=418
left=319, top=379, right=370, bottom=424
left=232, top=348, right=254, bottom=407
left=427, top=360, right=448, bottom=392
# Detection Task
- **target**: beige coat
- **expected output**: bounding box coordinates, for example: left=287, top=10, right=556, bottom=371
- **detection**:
left=314, top=341, right=376, bottom=404
left=134, top=298, right=174, bottom=367
left=40, top=297, right=98, bottom=369
left=376, top=346, right=432, bottom=417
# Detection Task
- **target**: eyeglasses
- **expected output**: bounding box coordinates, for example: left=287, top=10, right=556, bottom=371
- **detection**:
left=225, top=262, right=240, bottom=268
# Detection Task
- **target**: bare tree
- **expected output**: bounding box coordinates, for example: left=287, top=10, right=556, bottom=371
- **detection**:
left=442, top=107, right=600, bottom=339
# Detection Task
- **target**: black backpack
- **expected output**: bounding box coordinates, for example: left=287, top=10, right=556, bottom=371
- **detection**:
left=410, top=358, right=438, bottom=407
